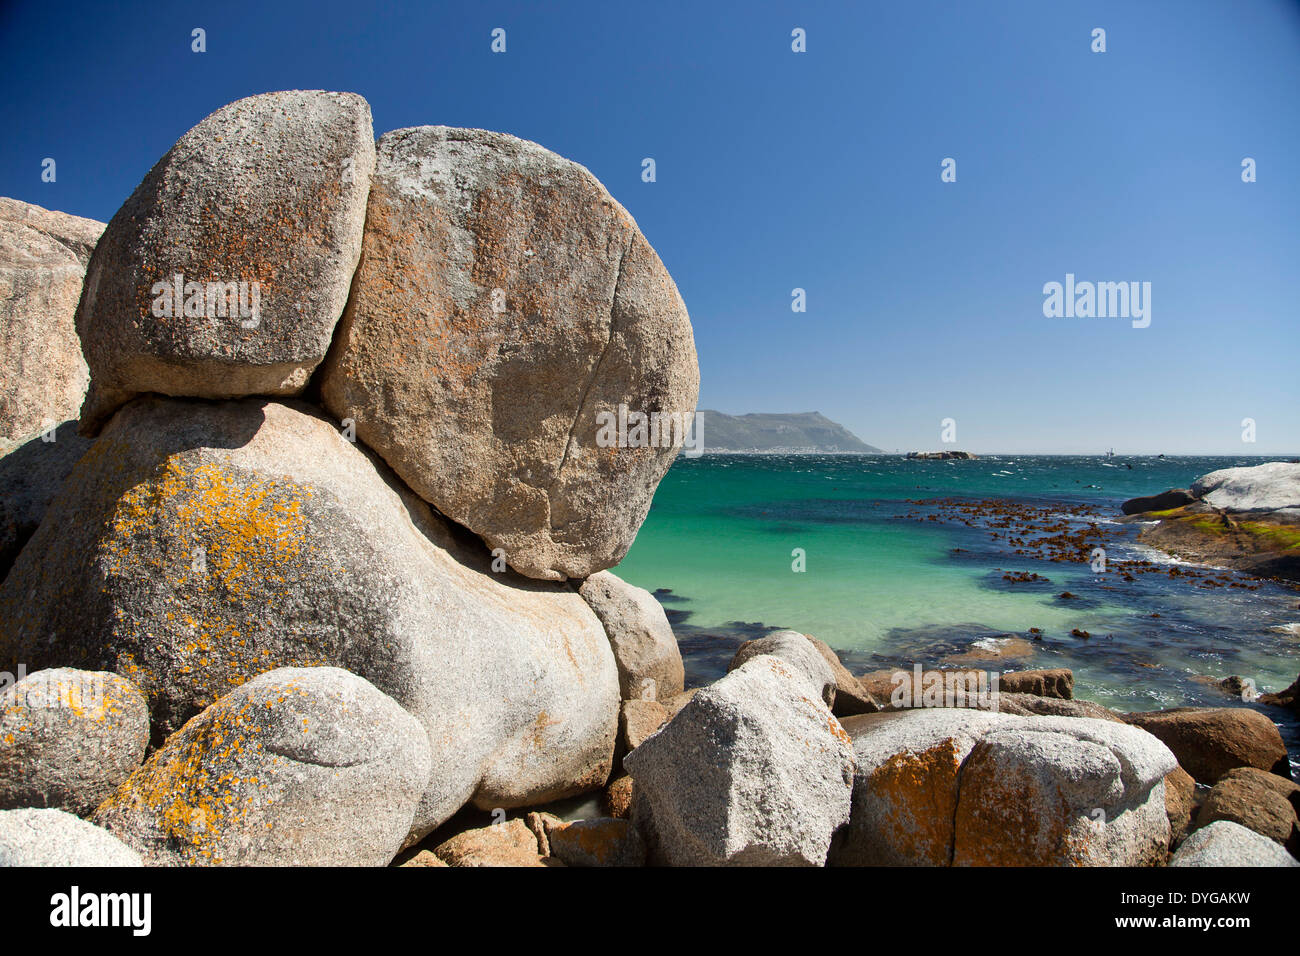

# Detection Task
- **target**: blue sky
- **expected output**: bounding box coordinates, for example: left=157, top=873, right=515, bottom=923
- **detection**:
left=3, top=0, right=1297, bottom=454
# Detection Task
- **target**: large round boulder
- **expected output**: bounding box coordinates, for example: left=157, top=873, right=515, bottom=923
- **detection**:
left=0, top=668, right=149, bottom=816
left=0, top=397, right=619, bottom=838
left=0, top=808, right=142, bottom=866
left=74, top=91, right=375, bottom=433
left=1122, top=707, right=1289, bottom=783
left=93, top=667, right=429, bottom=866
left=319, top=126, right=699, bottom=581
left=624, top=655, right=855, bottom=866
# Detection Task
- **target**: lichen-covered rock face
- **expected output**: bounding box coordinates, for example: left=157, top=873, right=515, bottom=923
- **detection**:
left=625, top=655, right=856, bottom=867
left=832, top=709, right=1006, bottom=867
left=0, top=397, right=619, bottom=839
left=0, top=213, right=99, bottom=449
left=319, top=126, right=699, bottom=581
left=578, top=570, right=684, bottom=700
left=0, top=668, right=149, bottom=816
left=74, top=91, right=375, bottom=433
left=432, top=819, right=551, bottom=867
left=93, top=667, right=430, bottom=866
left=0, top=807, right=142, bottom=866
left=952, top=717, right=1176, bottom=867
left=1170, top=820, right=1300, bottom=867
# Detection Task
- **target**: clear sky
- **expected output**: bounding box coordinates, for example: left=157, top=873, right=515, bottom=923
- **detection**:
left=2, top=0, right=1297, bottom=454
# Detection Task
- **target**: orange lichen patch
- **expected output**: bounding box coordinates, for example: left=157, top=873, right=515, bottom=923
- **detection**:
left=548, top=819, right=632, bottom=866
left=868, top=740, right=963, bottom=866
left=952, top=742, right=1076, bottom=866
left=99, top=457, right=335, bottom=717
left=98, top=680, right=311, bottom=865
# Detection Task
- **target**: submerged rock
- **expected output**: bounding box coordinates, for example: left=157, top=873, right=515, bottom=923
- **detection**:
left=75, top=91, right=376, bottom=432
left=0, top=397, right=619, bottom=838
left=319, top=125, right=699, bottom=581
left=93, top=667, right=430, bottom=866
left=625, top=655, right=855, bottom=866
left=0, top=808, right=142, bottom=866
left=0, top=668, right=149, bottom=816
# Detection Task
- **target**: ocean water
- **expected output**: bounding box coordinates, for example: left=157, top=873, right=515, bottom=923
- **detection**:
left=613, top=454, right=1300, bottom=761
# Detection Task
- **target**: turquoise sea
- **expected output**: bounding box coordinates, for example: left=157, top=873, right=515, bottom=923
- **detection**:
left=614, top=454, right=1300, bottom=766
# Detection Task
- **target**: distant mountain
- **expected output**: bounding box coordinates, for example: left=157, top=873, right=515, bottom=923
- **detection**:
left=697, top=410, right=883, bottom=454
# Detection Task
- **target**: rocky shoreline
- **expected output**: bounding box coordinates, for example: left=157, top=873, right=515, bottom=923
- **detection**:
left=0, top=90, right=1296, bottom=868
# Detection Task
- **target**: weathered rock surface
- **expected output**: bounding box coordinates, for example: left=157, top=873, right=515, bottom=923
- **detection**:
left=0, top=807, right=142, bottom=866
left=0, top=197, right=104, bottom=266
left=728, top=630, right=837, bottom=708
left=1165, top=766, right=1197, bottom=847
left=952, top=716, right=1176, bottom=866
left=995, top=694, right=1122, bottom=722
left=602, top=774, right=635, bottom=819
left=619, top=698, right=669, bottom=754
left=0, top=397, right=619, bottom=838
left=75, top=91, right=375, bottom=433
left=625, top=655, right=855, bottom=866
left=1170, top=820, right=1299, bottom=867
left=578, top=571, right=684, bottom=700
left=433, top=819, right=552, bottom=867
left=1122, top=707, right=1290, bottom=783
left=0, top=422, right=92, bottom=580
left=998, top=668, right=1074, bottom=699
left=804, top=635, right=879, bottom=715
left=1195, top=767, right=1299, bottom=852
left=0, top=211, right=98, bottom=448
left=833, top=709, right=1004, bottom=866
left=544, top=817, right=646, bottom=867
left=0, top=668, right=149, bottom=816
left=319, top=125, right=699, bottom=581
left=1120, top=488, right=1195, bottom=515
left=93, top=667, right=429, bottom=866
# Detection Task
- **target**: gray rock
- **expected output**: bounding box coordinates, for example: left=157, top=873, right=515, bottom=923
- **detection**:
left=0, top=216, right=93, bottom=449
left=0, top=421, right=93, bottom=581
left=728, top=630, right=838, bottom=708
left=578, top=570, right=684, bottom=701
left=0, top=196, right=104, bottom=266
left=93, top=667, right=429, bottom=866
left=0, top=808, right=142, bottom=866
left=0, top=397, right=619, bottom=840
left=1191, top=462, right=1300, bottom=516
left=804, top=635, right=879, bottom=715
left=0, top=668, right=149, bottom=816
left=1170, top=820, right=1299, bottom=867
left=952, top=716, right=1177, bottom=866
left=625, top=655, right=855, bottom=866
left=75, top=91, right=375, bottom=433
left=319, top=125, right=699, bottom=581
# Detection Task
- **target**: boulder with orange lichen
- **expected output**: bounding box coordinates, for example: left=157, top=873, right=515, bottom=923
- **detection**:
left=0, top=668, right=149, bottom=816
left=0, top=396, right=618, bottom=841
left=624, top=655, right=855, bottom=866
left=952, top=716, right=1177, bottom=866
left=92, top=667, right=430, bottom=866
left=74, top=90, right=375, bottom=434
left=318, top=125, right=699, bottom=582
left=543, top=817, right=646, bottom=867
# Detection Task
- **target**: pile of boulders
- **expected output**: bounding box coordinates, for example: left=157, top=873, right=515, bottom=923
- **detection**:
left=0, top=90, right=1293, bottom=868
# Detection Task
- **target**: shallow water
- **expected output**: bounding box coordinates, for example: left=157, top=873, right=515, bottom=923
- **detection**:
left=614, top=454, right=1300, bottom=767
